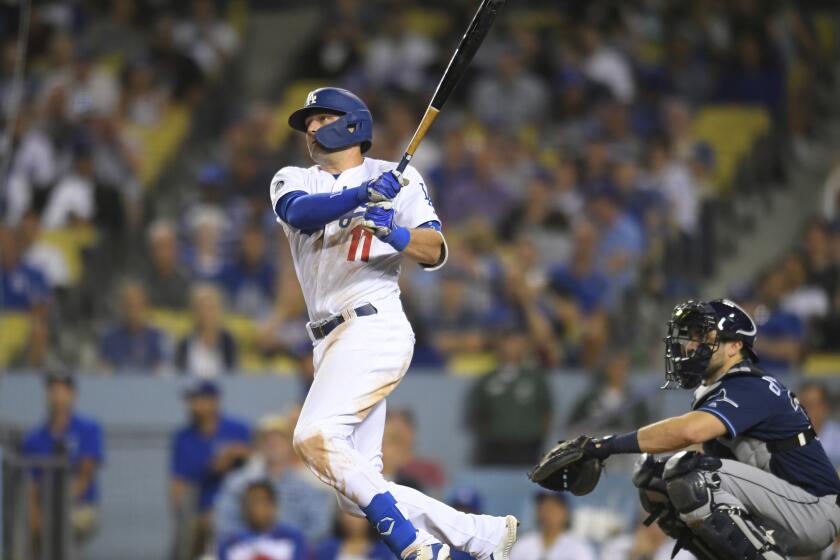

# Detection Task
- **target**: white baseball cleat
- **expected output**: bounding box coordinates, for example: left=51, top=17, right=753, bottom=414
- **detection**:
left=490, top=515, right=518, bottom=560
left=403, top=543, right=451, bottom=560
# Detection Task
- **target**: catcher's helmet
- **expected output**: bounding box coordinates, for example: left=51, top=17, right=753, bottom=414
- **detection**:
left=663, top=298, right=758, bottom=390
left=288, top=87, right=373, bottom=153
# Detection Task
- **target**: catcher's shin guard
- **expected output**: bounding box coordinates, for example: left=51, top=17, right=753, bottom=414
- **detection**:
left=691, top=506, right=787, bottom=560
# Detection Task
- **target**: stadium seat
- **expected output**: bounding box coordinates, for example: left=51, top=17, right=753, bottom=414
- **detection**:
left=38, top=225, right=98, bottom=286
left=0, top=313, right=32, bottom=367
left=124, top=104, right=191, bottom=187
left=692, top=105, right=770, bottom=191
left=404, top=9, right=451, bottom=37
left=448, top=352, right=498, bottom=376
left=270, top=81, right=327, bottom=149
left=803, top=353, right=840, bottom=377
left=148, top=308, right=193, bottom=340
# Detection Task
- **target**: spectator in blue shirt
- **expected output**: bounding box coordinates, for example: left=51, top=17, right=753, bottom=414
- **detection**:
left=215, top=413, right=334, bottom=545
left=0, top=223, right=51, bottom=310
left=315, top=511, right=392, bottom=560
left=218, top=481, right=307, bottom=560
left=0, top=222, right=51, bottom=366
left=220, top=224, right=276, bottom=319
left=547, top=223, right=609, bottom=367
left=170, top=379, right=251, bottom=559
left=99, top=280, right=169, bottom=373
left=22, top=371, right=104, bottom=545
left=587, top=187, right=644, bottom=307
left=751, top=269, right=805, bottom=372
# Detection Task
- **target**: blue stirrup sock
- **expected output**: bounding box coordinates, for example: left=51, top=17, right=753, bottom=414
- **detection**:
left=362, top=492, right=418, bottom=555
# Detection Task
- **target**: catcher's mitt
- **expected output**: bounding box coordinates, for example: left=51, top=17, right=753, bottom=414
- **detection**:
left=527, top=435, right=604, bottom=496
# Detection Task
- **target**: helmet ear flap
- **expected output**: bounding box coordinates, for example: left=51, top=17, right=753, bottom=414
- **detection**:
left=313, top=109, right=373, bottom=153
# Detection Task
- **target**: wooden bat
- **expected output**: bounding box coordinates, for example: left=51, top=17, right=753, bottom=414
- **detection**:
left=395, top=0, right=507, bottom=174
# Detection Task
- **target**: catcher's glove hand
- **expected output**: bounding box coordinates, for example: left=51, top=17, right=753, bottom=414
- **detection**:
left=527, top=435, right=605, bottom=496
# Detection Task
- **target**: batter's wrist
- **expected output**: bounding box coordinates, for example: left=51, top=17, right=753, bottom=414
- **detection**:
left=383, top=225, right=410, bottom=252
left=352, top=185, right=370, bottom=204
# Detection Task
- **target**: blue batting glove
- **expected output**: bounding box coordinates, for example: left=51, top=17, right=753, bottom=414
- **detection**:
left=364, top=171, right=408, bottom=203
left=362, top=202, right=410, bottom=251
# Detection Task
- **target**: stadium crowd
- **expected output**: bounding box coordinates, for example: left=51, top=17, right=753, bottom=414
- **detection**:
left=2, top=0, right=838, bottom=377
left=4, top=0, right=840, bottom=558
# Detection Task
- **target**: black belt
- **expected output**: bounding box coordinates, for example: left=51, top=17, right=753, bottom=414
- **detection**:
left=309, top=303, right=378, bottom=340
left=766, top=426, right=817, bottom=453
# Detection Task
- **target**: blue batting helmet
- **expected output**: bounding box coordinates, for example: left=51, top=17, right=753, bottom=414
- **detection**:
left=288, top=87, right=373, bottom=153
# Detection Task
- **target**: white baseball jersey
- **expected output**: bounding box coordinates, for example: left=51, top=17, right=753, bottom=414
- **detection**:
left=272, top=156, right=508, bottom=559
left=269, top=157, right=443, bottom=322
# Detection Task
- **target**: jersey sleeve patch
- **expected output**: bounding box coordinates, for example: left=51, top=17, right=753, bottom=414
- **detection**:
left=269, top=167, right=308, bottom=211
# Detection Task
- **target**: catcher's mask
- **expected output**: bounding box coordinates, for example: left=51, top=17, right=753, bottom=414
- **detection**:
left=663, top=299, right=759, bottom=390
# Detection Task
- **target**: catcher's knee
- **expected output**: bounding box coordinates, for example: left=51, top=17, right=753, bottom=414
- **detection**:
left=663, top=451, right=722, bottom=523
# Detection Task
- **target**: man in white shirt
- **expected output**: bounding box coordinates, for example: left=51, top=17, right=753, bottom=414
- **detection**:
left=511, top=492, right=595, bottom=560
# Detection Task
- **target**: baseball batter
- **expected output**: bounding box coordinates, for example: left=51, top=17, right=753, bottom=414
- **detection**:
left=269, top=87, right=517, bottom=560
left=530, top=299, right=840, bottom=559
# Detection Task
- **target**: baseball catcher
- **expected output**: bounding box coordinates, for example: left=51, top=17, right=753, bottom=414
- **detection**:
left=529, top=299, right=840, bottom=559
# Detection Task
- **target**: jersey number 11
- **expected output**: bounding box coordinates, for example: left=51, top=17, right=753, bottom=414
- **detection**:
left=347, top=226, right=373, bottom=262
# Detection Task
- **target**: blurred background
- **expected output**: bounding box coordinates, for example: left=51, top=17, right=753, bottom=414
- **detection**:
left=2, top=0, right=840, bottom=558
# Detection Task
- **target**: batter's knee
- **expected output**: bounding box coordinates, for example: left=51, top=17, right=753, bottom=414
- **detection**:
left=292, top=422, right=325, bottom=470
left=335, top=491, right=365, bottom=517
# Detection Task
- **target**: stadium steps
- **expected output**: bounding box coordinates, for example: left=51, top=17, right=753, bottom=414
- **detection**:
left=239, top=6, right=320, bottom=102
left=701, top=70, right=840, bottom=300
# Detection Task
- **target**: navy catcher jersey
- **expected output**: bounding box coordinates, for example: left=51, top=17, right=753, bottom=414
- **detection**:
left=692, top=361, right=840, bottom=497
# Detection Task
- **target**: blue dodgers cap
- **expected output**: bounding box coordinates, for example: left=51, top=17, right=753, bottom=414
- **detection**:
left=182, top=379, right=220, bottom=399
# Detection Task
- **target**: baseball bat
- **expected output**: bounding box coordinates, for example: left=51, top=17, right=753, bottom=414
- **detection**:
left=395, top=0, right=506, bottom=174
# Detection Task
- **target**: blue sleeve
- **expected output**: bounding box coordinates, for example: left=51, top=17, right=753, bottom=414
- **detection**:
left=277, top=187, right=367, bottom=232
left=22, top=431, right=38, bottom=455
left=171, top=432, right=191, bottom=479
left=99, top=332, right=115, bottom=364
left=234, top=420, right=252, bottom=443
left=293, top=533, right=307, bottom=560
left=217, top=535, right=235, bottom=560
left=697, top=378, right=772, bottom=437
left=80, top=421, right=104, bottom=464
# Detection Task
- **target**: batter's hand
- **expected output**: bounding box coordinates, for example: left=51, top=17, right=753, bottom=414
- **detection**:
left=361, top=201, right=396, bottom=238
left=365, top=171, right=408, bottom=202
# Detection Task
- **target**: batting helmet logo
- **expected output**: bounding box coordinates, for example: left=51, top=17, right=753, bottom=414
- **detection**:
left=305, top=91, right=317, bottom=106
